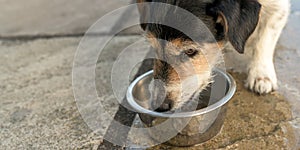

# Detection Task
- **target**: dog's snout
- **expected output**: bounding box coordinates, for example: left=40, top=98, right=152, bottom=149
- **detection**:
left=155, top=99, right=173, bottom=112
left=150, top=78, right=175, bottom=112
left=150, top=79, right=167, bottom=107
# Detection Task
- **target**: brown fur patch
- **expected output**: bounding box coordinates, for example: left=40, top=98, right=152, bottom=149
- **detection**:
left=167, top=67, right=181, bottom=83
left=136, top=0, right=144, bottom=3
left=150, top=37, right=224, bottom=109
left=164, top=40, right=216, bottom=82
left=146, top=33, right=161, bottom=49
left=153, top=59, right=163, bottom=78
left=169, top=39, right=184, bottom=48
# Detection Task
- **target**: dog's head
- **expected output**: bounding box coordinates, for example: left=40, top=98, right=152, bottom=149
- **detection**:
left=137, top=0, right=261, bottom=111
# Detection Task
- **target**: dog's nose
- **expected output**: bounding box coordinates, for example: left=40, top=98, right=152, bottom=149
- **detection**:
left=155, top=99, right=173, bottom=112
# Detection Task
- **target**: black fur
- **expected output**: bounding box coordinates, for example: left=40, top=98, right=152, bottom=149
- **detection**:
left=208, top=0, right=261, bottom=53
left=139, top=0, right=217, bottom=43
left=138, top=0, right=261, bottom=53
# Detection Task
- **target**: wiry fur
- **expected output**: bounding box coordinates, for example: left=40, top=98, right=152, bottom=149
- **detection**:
left=137, top=0, right=290, bottom=110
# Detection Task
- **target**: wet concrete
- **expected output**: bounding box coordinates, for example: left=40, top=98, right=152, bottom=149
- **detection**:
left=0, top=0, right=299, bottom=149
left=221, top=2, right=300, bottom=148
left=275, top=10, right=300, bottom=148
left=277, top=9, right=300, bottom=119
left=148, top=72, right=297, bottom=150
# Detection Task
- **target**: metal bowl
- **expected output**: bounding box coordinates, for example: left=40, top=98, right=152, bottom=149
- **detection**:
left=127, top=69, right=236, bottom=147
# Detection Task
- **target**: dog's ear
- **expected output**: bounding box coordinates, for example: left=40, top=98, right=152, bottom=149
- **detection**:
left=208, top=0, right=261, bottom=53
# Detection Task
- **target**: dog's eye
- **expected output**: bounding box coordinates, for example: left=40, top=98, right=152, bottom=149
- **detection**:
left=184, top=49, right=198, bottom=57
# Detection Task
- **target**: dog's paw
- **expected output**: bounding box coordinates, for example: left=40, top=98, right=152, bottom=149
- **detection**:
left=245, top=64, right=278, bottom=94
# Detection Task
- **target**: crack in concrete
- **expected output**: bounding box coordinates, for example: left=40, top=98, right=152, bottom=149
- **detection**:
left=0, top=33, right=85, bottom=41
left=0, top=32, right=140, bottom=41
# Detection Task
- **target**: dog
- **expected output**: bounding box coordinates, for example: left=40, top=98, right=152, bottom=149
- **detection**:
left=136, top=0, right=290, bottom=111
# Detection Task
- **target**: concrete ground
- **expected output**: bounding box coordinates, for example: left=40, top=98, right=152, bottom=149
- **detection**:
left=0, top=0, right=299, bottom=149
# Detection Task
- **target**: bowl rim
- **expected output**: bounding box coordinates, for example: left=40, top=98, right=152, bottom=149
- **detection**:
left=126, top=69, right=236, bottom=118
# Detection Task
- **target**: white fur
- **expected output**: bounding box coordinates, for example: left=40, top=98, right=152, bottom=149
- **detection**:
left=244, top=0, right=290, bottom=94
left=166, top=72, right=212, bottom=110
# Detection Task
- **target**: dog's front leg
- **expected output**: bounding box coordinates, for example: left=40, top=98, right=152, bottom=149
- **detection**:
left=245, top=0, right=290, bottom=94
